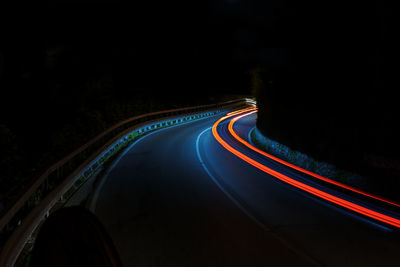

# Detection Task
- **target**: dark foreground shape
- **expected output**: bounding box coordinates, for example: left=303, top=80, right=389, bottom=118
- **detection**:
left=30, top=206, right=123, bottom=267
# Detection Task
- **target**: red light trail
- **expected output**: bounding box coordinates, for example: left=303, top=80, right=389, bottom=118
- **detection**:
left=213, top=108, right=400, bottom=229
left=228, top=110, right=400, bottom=209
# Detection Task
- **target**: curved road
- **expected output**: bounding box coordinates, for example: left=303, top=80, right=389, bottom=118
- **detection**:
left=91, top=108, right=400, bottom=266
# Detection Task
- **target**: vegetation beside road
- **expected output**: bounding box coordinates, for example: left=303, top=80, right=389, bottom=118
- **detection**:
left=250, top=63, right=400, bottom=201
left=0, top=41, right=246, bottom=209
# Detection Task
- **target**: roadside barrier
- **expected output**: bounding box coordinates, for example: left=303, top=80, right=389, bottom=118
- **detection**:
left=0, top=98, right=249, bottom=266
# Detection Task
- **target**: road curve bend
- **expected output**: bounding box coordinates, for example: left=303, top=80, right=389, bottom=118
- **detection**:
left=91, top=108, right=400, bottom=267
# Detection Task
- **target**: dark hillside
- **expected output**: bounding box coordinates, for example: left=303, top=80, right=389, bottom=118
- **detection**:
left=254, top=1, right=399, bottom=197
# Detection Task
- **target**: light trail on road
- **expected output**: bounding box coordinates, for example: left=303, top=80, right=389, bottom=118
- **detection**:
left=226, top=106, right=257, bottom=116
left=228, top=111, right=400, bottom=209
left=213, top=108, right=400, bottom=229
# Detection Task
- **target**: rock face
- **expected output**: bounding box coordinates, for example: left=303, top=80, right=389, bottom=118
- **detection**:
left=251, top=127, right=367, bottom=190
left=254, top=46, right=399, bottom=199
left=251, top=2, right=399, bottom=199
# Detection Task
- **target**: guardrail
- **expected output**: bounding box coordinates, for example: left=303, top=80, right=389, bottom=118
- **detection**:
left=0, top=98, right=248, bottom=266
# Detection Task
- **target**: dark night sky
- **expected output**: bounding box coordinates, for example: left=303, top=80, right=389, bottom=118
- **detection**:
left=1, top=1, right=397, bottom=132
left=2, top=2, right=395, bottom=82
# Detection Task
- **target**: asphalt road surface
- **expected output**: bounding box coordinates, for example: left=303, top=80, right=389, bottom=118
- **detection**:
left=91, top=109, right=400, bottom=266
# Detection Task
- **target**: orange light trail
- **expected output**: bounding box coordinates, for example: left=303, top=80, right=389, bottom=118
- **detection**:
left=228, top=111, right=400, bottom=209
left=226, top=106, right=257, bottom=117
left=212, top=109, right=400, bottom=229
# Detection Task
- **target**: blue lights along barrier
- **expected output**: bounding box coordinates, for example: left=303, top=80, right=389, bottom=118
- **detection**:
left=64, top=110, right=221, bottom=206
left=0, top=99, right=249, bottom=267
